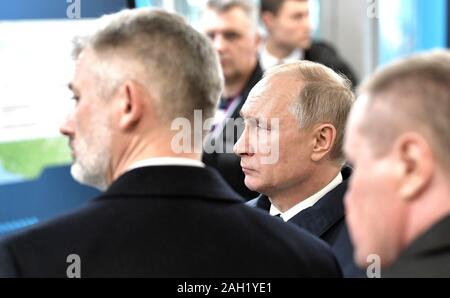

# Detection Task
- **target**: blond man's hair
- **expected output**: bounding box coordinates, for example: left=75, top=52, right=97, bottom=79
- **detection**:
left=358, top=50, right=450, bottom=172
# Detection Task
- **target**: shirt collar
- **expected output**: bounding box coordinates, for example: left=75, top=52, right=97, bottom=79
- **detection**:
left=127, top=157, right=205, bottom=172
left=270, top=172, right=343, bottom=222
left=260, top=45, right=304, bottom=71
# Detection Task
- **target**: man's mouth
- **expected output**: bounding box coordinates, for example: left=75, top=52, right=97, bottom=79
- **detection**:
left=69, top=141, right=76, bottom=160
left=241, top=164, right=255, bottom=175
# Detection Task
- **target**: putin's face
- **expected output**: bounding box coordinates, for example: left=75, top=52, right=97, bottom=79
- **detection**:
left=234, top=74, right=316, bottom=197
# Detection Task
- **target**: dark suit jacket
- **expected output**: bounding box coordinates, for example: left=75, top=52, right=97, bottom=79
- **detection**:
left=305, top=41, right=358, bottom=88
left=247, top=167, right=363, bottom=277
left=202, top=62, right=263, bottom=200
left=383, top=215, right=450, bottom=278
left=0, top=166, right=341, bottom=277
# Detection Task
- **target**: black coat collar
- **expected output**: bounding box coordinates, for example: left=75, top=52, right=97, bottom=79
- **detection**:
left=97, top=166, right=244, bottom=203
left=289, top=177, right=348, bottom=237
left=397, top=214, right=450, bottom=259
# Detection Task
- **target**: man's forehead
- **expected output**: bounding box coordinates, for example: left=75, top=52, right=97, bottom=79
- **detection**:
left=263, top=74, right=301, bottom=99
left=74, top=48, right=96, bottom=73
left=242, top=75, right=298, bottom=116
left=244, top=78, right=272, bottom=107
left=203, top=8, right=251, bottom=30
left=280, top=0, right=310, bottom=12
left=71, top=48, right=101, bottom=87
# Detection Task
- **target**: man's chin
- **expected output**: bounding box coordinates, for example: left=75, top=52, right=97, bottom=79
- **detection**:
left=299, top=39, right=312, bottom=50
left=244, top=177, right=260, bottom=193
left=70, top=163, right=108, bottom=191
left=224, top=71, right=243, bottom=86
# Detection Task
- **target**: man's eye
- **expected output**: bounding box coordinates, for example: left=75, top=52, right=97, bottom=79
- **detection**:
left=71, top=95, right=80, bottom=102
left=224, top=32, right=239, bottom=40
left=293, top=13, right=308, bottom=20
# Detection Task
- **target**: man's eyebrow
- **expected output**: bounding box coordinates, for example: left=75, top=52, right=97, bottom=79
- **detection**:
left=239, top=112, right=260, bottom=124
left=239, top=111, right=254, bottom=120
left=67, top=83, right=77, bottom=92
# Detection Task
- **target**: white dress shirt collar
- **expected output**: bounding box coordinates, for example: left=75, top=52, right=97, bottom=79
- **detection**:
left=127, top=157, right=205, bottom=172
left=270, top=172, right=343, bottom=222
left=260, top=45, right=305, bottom=71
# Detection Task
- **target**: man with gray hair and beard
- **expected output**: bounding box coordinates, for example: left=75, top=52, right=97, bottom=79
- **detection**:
left=0, top=8, right=340, bottom=278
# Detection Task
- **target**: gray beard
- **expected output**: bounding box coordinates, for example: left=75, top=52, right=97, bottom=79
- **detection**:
left=71, top=161, right=109, bottom=191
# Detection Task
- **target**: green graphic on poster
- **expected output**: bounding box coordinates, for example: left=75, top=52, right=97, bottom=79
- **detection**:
left=0, top=20, right=95, bottom=185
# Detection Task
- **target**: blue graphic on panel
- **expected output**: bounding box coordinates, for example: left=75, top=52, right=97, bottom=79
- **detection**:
left=0, top=166, right=100, bottom=236
left=135, top=0, right=161, bottom=8
left=379, top=0, right=448, bottom=65
left=0, top=0, right=130, bottom=20
left=0, top=217, right=39, bottom=234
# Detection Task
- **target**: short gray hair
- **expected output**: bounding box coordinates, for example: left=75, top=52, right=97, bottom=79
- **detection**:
left=266, top=61, right=355, bottom=165
left=206, top=0, right=259, bottom=30
left=358, top=50, right=450, bottom=172
left=73, top=8, right=223, bottom=124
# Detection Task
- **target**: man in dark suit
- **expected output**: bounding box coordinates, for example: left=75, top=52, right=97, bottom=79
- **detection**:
left=259, top=0, right=358, bottom=87
left=201, top=0, right=262, bottom=200
left=248, top=167, right=362, bottom=277
left=0, top=8, right=341, bottom=278
left=344, top=50, right=450, bottom=277
left=236, top=61, right=361, bottom=277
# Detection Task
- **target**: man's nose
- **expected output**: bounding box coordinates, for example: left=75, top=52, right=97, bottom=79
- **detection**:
left=234, top=128, right=252, bottom=157
left=213, top=35, right=227, bottom=53
left=59, top=111, right=75, bottom=138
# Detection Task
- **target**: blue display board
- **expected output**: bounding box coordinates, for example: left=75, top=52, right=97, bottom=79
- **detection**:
left=448, top=1, right=450, bottom=47
left=379, top=0, right=448, bottom=65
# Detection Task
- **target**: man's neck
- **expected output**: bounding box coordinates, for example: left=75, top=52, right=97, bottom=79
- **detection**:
left=268, top=165, right=341, bottom=213
left=265, top=38, right=295, bottom=60
left=224, top=80, right=247, bottom=99
left=109, top=133, right=201, bottom=184
left=403, top=173, right=450, bottom=251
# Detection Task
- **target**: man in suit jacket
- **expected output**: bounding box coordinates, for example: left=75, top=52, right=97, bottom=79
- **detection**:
left=248, top=167, right=361, bottom=277
left=344, top=50, right=450, bottom=277
left=201, top=0, right=262, bottom=200
left=236, top=61, right=360, bottom=276
left=259, top=0, right=358, bottom=87
left=0, top=8, right=341, bottom=278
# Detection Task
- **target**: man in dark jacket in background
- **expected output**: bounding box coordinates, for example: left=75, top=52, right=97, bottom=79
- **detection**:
left=260, top=0, right=358, bottom=87
left=201, top=0, right=262, bottom=200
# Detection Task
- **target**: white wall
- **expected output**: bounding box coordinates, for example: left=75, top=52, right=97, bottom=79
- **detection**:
left=318, top=0, right=379, bottom=83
